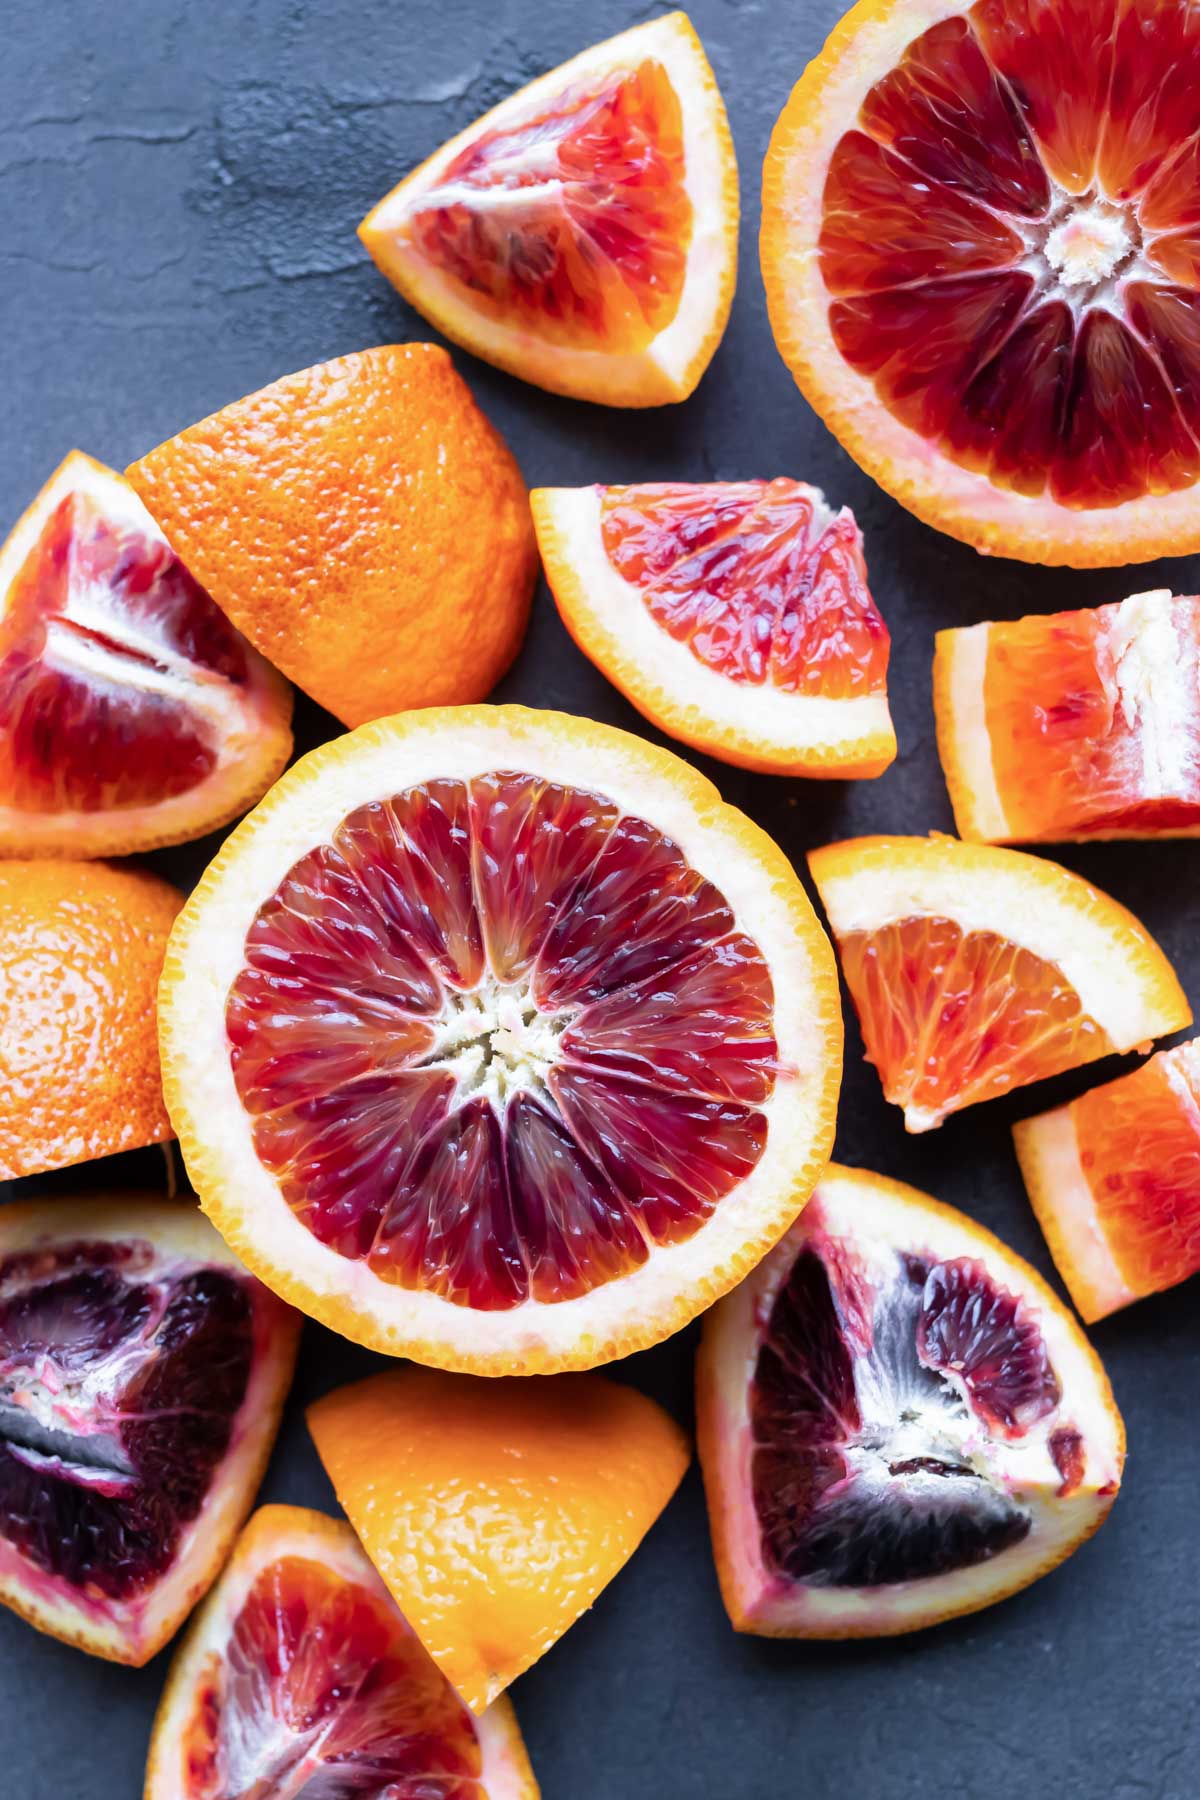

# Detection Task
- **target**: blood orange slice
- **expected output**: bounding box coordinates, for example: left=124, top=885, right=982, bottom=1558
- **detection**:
left=0, top=452, right=292, bottom=857
left=159, top=706, right=842, bottom=1373
left=532, top=481, right=895, bottom=778
left=0, top=1196, right=299, bottom=1665
left=697, top=1163, right=1124, bottom=1637
left=1014, top=1040, right=1200, bottom=1322
left=935, top=590, right=1200, bottom=842
left=358, top=15, right=737, bottom=406
left=145, top=1505, right=538, bottom=1800
left=808, top=834, right=1190, bottom=1131
left=762, top=0, right=1200, bottom=565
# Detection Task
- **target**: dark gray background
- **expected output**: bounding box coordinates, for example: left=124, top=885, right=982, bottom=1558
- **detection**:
left=2, top=2, right=1198, bottom=1795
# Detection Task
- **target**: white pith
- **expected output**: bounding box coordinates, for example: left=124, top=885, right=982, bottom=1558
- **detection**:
left=423, top=980, right=576, bottom=1106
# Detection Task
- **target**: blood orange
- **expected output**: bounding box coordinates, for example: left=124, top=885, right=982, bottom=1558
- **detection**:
left=145, top=1505, right=538, bottom=1800
left=762, top=0, right=1200, bottom=565
left=158, top=706, right=842, bottom=1373
left=533, top=480, right=895, bottom=777
left=0, top=452, right=292, bottom=857
left=0, top=1196, right=299, bottom=1665
left=697, top=1163, right=1124, bottom=1637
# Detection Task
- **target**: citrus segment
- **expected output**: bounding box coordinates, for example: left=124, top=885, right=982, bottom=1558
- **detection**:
left=307, top=1367, right=689, bottom=1712
left=1014, top=1040, right=1200, bottom=1321
left=697, top=1163, right=1124, bottom=1637
left=807, top=834, right=1190, bottom=1131
left=0, top=452, right=291, bottom=857
left=161, top=706, right=841, bottom=1372
left=533, top=481, right=895, bottom=777
left=359, top=16, right=737, bottom=406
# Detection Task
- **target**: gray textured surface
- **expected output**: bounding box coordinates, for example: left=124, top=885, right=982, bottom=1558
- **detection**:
left=2, top=2, right=1199, bottom=1795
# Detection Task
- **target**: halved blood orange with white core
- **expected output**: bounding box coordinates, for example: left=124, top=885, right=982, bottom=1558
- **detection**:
left=359, top=14, right=737, bottom=406
left=808, top=835, right=1190, bottom=1132
left=697, top=1163, right=1124, bottom=1638
left=935, top=590, right=1200, bottom=842
left=1014, top=1040, right=1200, bottom=1322
left=762, top=0, right=1200, bottom=565
left=0, top=1196, right=299, bottom=1666
left=159, top=706, right=842, bottom=1374
left=145, top=1506, right=538, bottom=1800
left=532, top=481, right=895, bottom=778
left=0, top=452, right=292, bottom=857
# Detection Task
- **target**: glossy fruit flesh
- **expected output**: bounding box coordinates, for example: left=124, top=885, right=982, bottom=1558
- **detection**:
left=226, top=771, right=777, bottom=1311
left=401, top=58, right=691, bottom=350
left=599, top=480, right=889, bottom=696
left=838, top=915, right=1112, bottom=1131
left=181, top=1553, right=484, bottom=1798
left=820, top=0, right=1200, bottom=509
left=0, top=1237, right=257, bottom=1603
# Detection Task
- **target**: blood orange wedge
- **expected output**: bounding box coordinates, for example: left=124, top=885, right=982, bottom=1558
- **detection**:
left=145, top=1505, right=538, bottom=1800
left=308, top=1367, right=688, bottom=1712
left=159, top=705, right=841, bottom=1373
left=0, top=451, right=292, bottom=858
left=807, top=834, right=1190, bottom=1132
left=697, top=1163, right=1124, bottom=1638
left=762, top=0, right=1200, bottom=566
left=1014, top=1040, right=1200, bottom=1322
left=0, top=1196, right=299, bottom=1666
left=935, top=589, right=1200, bottom=842
left=358, top=15, right=737, bottom=407
left=532, top=480, right=895, bottom=778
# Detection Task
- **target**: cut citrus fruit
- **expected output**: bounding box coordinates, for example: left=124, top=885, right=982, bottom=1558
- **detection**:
left=126, top=345, right=536, bottom=729
left=0, top=452, right=292, bottom=858
left=160, top=705, right=841, bottom=1373
left=808, top=834, right=1190, bottom=1132
left=358, top=14, right=737, bottom=407
left=0, top=1195, right=299, bottom=1665
left=935, top=589, right=1200, bottom=842
left=145, top=1505, right=538, bottom=1800
left=761, top=0, right=1200, bottom=565
left=0, top=859, right=184, bottom=1180
left=308, top=1366, right=688, bottom=1712
left=1014, top=1040, right=1200, bottom=1322
left=697, top=1162, right=1124, bottom=1637
left=532, top=480, right=895, bottom=777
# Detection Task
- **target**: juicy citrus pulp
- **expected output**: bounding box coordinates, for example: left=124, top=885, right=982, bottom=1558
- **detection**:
left=697, top=1163, right=1124, bottom=1637
left=808, top=834, right=1190, bottom=1131
left=359, top=15, right=738, bottom=405
left=532, top=480, right=896, bottom=777
left=160, top=706, right=842, bottom=1373
left=308, top=1367, right=689, bottom=1712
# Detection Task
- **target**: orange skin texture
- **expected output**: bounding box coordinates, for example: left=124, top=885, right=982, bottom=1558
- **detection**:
left=126, top=345, right=538, bottom=728
left=308, top=1366, right=690, bottom=1713
left=0, top=861, right=183, bottom=1179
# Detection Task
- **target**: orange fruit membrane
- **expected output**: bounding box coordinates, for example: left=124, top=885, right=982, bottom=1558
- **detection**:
left=697, top=1164, right=1124, bottom=1638
left=145, top=1506, right=539, bottom=1800
left=935, top=589, right=1200, bottom=842
left=359, top=15, right=738, bottom=406
left=807, top=835, right=1190, bottom=1132
left=532, top=479, right=895, bottom=777
left=308, top=1367, right=689, bottom=1712
left=0, top=452, right=292, bottom=857
left=1014, top=1039, right=1200, bottom=1322
left=159, top=706, right=842, bottom=1374
left=761, top=0, right=1200, bottom=565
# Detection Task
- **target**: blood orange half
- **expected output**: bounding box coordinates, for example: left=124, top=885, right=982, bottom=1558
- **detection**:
left=358, top=14, right=737, bottom=406
left=0, top=452, right=292, bottom=857
left=762, top=0, right=1200, bottom=565
left=159, top=706, right=842, bottom=1373
left=1014, top=1040, right=1200, bottom=1322
left=533, top=480, right=895, bottom=778
left=145, top=1505, right=538, bottom=1800
left=697, top=1163, right=1124, bottom=1637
